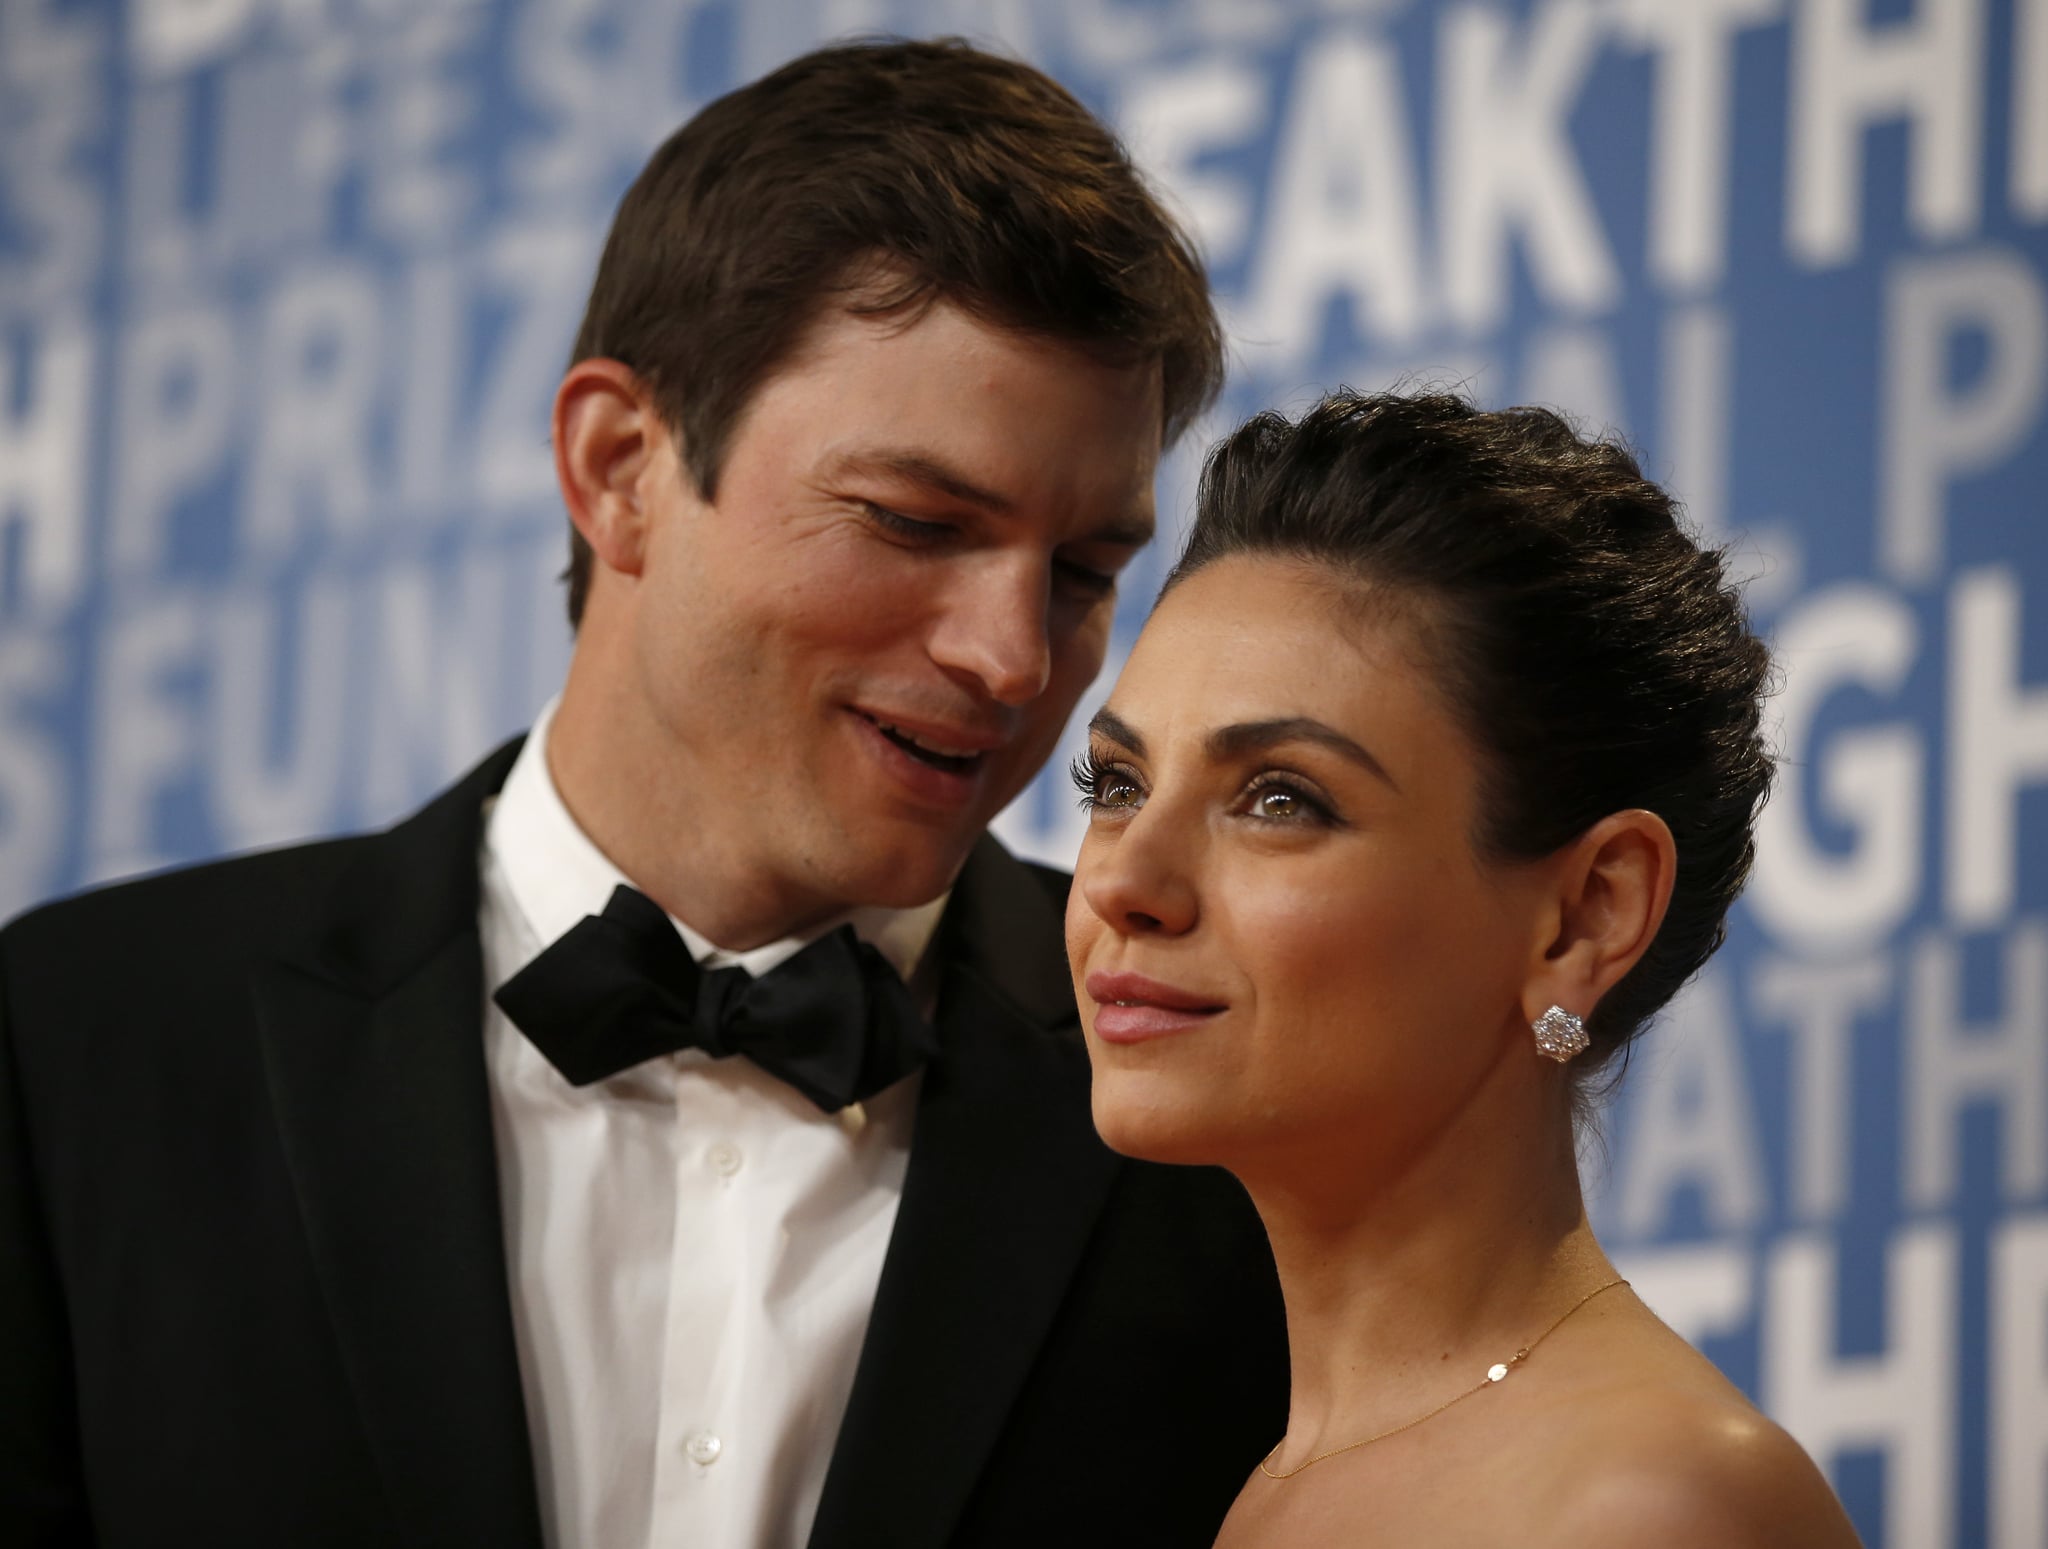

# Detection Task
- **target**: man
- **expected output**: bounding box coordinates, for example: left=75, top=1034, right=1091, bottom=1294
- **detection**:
left=1, top=39, right=1286, bottom=1549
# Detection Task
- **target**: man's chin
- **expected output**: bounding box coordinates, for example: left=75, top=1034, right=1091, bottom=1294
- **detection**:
left=841, top=844, right=976, bottom=912
left=808, top=810, right=986, bottom=911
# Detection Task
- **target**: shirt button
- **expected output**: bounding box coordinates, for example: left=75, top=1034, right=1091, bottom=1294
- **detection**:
left=685, top=1430, right=722, bottom=1466
left=707, top=1142, right=743, bottom=1177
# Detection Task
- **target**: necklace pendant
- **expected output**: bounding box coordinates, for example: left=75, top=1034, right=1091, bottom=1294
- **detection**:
left=1260, top=1280, right=1630, bottom=1482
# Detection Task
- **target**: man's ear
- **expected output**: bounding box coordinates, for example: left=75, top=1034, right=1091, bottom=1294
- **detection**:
left=554, top=358, right=668, bottom=581
left=1521, top=809, right=1677, bottom=1026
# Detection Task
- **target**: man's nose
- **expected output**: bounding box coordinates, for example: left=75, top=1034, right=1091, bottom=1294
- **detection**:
left=927, top=557, right=1055, bottom=706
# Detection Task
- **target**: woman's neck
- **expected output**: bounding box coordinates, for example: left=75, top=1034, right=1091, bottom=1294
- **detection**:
left=1236, top=1058, right=1612, bottom=1453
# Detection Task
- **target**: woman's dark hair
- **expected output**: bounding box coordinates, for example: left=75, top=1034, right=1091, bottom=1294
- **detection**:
left=564, top=37, right=1222, bottom=626
left=1169, top=390, right=1773, bottom=1088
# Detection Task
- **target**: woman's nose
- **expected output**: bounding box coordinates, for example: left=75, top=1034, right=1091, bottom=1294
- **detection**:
left=1077, top=806, right=1200, bottom=937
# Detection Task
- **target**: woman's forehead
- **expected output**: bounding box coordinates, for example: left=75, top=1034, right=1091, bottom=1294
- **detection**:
left=1112, top=558, right=1462, bottom=766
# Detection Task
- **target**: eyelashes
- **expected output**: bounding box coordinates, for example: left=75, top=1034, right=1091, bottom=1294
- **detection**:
left=1070, top=747, right=1340, bottom=827
left=862, top=502, right=952, bottom=541
left=1053, top=558, right=1117, bottom=599
left=1240, top=775, right=1328, bottom=824
left=1071, top=748, right=1143, bottom=812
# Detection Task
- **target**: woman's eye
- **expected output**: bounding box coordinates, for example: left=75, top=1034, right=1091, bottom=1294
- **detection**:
left=1243, top=779, right=1331, bottom=825
left=1071, top=753, right=1143, bottom=812
left=1098, top=779, right=1141, bottom=808
left=1251, top=788, right=1300, bottom=819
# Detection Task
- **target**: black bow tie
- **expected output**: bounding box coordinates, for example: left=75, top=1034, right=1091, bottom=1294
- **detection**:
left=493, top=884, right=938, bottom=1112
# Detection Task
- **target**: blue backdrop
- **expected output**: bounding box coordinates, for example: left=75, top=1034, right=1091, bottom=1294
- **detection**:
left=2, top=2, right=2043, bottom=1543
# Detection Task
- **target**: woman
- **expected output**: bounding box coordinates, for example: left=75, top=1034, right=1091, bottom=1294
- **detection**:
left=1065, top=391, right=1861, bottom=1547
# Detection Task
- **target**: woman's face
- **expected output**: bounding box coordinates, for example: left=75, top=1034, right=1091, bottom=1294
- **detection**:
left=1065, top=554, right=1557, bottom=1177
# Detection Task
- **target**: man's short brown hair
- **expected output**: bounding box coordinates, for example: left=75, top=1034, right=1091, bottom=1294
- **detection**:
left=563, top=37, right=1223, bottom=626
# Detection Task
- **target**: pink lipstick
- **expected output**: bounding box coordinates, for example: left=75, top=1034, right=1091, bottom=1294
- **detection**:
left=1084, top=970, right=1225, bottom=1045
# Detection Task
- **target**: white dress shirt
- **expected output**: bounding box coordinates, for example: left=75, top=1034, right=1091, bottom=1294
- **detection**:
left=477, top=701, right=947, bottom=1549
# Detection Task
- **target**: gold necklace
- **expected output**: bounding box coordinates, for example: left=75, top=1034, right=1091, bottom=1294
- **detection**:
left=1258, top=1278, right=1630, bottom=1480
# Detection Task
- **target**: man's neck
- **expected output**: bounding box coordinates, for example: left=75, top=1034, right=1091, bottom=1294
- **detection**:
left=543, top=687, right=845, bottom=953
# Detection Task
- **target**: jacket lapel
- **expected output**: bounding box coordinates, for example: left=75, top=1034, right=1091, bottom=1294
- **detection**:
left=253, top=741, right=545, bottom=1549
left=809, top=836, right=1122, bottom=1549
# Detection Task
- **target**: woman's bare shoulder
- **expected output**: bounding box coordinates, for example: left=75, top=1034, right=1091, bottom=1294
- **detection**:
left=1532, top=1378, right=1863, bottom=1549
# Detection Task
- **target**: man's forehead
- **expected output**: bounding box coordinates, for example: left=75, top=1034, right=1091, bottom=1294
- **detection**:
left=769, top=282, right=1170, bottom=431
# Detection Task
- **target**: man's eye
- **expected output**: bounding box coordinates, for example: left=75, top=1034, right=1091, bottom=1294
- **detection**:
left=864, top=503, right=953, bottom=541
left=1054, top=557, right=1118, bottom=600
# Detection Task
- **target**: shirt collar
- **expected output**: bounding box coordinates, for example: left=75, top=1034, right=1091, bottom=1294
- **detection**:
left=485, top=699, right=948, bottom=983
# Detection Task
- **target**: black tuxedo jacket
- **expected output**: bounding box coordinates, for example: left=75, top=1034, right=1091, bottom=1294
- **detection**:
left=2, top=742, right=1288, bottom=1548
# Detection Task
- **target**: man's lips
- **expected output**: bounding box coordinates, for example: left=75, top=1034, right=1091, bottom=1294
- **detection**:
left=847, top=707, right=1013, bottom=809
left=853, top=708, right=1002, bottom=773
left=1084, top=970, right=1227, bottom=1044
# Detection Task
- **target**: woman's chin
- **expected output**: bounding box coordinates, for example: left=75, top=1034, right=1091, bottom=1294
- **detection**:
left=1089, top=1082, right=1240, bottom=1169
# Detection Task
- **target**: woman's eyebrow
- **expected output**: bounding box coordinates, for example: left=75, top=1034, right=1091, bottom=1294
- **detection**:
left=1206, top=718, right=1398, bottom=792
left=1087, top=706, right=1146, bottom=755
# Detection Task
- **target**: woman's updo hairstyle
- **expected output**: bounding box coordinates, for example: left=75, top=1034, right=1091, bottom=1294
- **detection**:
left=1168, top=389, right=1772, bottom=1089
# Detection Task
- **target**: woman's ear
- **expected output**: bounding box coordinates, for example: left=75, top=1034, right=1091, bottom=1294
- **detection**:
left=553, top=358, right=666, bottom=581
left=1522, top=809, right=1677, bottom=1025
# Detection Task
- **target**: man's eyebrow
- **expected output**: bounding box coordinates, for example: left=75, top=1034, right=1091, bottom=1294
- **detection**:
left=830, top=449, right=1155, bottom=548
left=1088, top=511, right=1156, bottom=549
left=1088, top=706, right=1146, bottom=756
left=829, top=450, right=1013, bottom=512
left=1206, top=718, right=1398, bottom=791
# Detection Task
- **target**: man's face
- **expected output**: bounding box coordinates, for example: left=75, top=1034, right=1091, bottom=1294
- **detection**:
left=621, top=299, right=1163, bottom=934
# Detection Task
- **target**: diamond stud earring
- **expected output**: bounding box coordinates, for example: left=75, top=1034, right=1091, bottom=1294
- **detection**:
left=1532, top=1005, right=1588, bottom=1062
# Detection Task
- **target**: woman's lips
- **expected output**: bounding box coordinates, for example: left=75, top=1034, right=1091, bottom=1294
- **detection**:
left=1085, top=970, right=1226, bottom=1045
